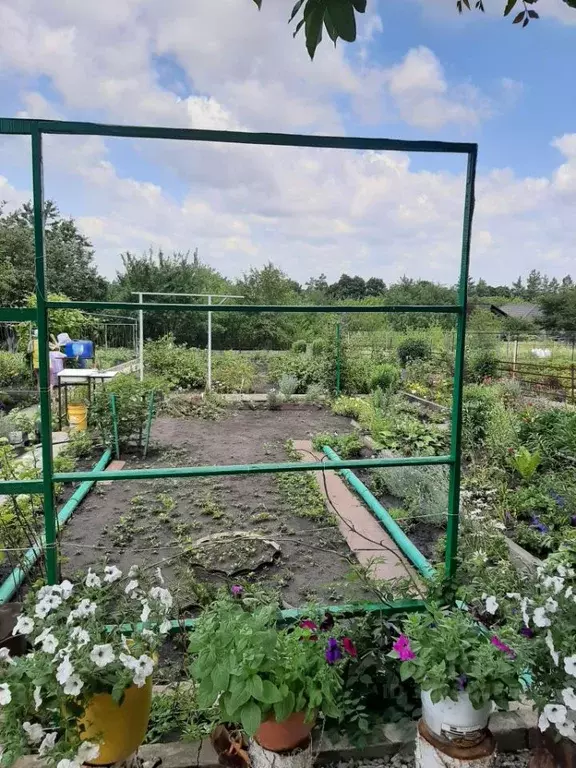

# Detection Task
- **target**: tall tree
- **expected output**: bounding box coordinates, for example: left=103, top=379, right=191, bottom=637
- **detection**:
left=0, top=201, right=107, bottom=306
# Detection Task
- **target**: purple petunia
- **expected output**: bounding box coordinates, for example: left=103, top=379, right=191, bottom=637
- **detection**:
left=231, top=585, right=243, bottom=596
left=520, top=625, right=535, bottom=638
left=457, top=674, right=468, bottom=691
left=491, top=635, right=516, bottom=658
left=392, top=634, right=416, bottom=662
left=320, top=612, right=335, bottom=632
left=325, top=638, right=342, bottom=665
left=530, top=516, right=549, bottom=534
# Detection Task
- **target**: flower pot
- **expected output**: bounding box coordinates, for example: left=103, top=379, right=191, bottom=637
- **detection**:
left=255, top=712, right=314, bottom=753
left=67, top=402, right=88, bottom=432
left=421, top=691, right=492, bottom=744
left=79, top=677, right=152, bottom=764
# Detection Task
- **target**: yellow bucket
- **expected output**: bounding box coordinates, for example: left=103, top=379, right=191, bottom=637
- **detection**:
left=79, top=678, right=152, bottom=764
left=67, top=403, right=88, bottom=432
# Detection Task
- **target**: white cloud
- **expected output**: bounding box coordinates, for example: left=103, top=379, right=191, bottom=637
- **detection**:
left=385, top=47, right=491, bottom=129
left=0, top=0, right=574, bottom=291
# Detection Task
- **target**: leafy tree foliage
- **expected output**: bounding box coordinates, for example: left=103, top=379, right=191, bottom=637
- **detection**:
left=251, top=0, right=574, bottom=60
left=0, top=201, right=107, bottom=306
left=540, top=287, right=576, bottom=334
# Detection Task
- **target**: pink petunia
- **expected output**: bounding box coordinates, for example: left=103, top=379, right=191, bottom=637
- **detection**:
left=392, top=634, right=416, bottom=661
left=342, top=637, right=357, bottom=657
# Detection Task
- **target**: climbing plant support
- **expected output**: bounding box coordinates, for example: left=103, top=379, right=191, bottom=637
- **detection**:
left=0, top=117, right=477, bottom=610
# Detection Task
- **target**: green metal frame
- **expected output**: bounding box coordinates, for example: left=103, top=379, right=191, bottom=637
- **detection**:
left=0, top=117, right=477, bottom=611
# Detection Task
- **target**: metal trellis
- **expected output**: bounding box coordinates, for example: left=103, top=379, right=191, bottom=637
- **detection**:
left=0, top=117, right=477, bottom=616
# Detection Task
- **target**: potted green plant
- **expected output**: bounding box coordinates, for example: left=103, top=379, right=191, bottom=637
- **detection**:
left=497, top=548, right=576, bottom=765
left=0, top=565, right=173, bottom=767
left=390, top=604, right=526, bottom=743
left=189, top=590, right=351, bottom=752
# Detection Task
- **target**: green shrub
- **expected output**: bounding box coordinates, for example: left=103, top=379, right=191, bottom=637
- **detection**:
left=371, top=464, right=448, bottom=526
left=369, top=363, right=400, bottom=392
left=469, top=350, right=499, bottom=382
left=144, top=335, right=206, bottom=389
left=291, top=339, right=307, bottom=353
left=331, top=396, right=371, bottom=421
left=312, top=432, right=363, bottom=458
left=397, top=338, right=432, bottom=366
left=305, top=383, right=325, bottom=403
left=267, top=353, right=323, bottom=393
left=212, top=352, right=255, bottom=393
left=0, top=351, right=28, bottom=386
left=462, top=384, right=499, bottom=453
left=279, top=373, right=299, bottom=397
left=91, top=373, right=171, bottom=448
left=311, top=338, right=326, bottom=357
left=519, top=408, right=576, bottom=468
left=95, top=347, right=135, bottom=370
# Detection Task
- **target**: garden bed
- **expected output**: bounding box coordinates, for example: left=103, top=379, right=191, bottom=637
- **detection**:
left=59, top=407, right=374, bottom=608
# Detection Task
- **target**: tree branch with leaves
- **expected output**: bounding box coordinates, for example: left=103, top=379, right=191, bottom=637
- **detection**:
left=252, top=0, right=576, bottom=60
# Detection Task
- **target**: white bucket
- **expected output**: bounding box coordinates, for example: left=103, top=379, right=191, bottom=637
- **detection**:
left=421, top=691, right=492, bottom=743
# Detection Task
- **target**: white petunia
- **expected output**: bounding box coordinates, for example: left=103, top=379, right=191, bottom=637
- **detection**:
left=132, top=654, right=154, bottom=687
left=155, top=567, right=165, bottom=584
left=533, top=607, right=551, bottom=628
left=33, top=686, right=42, bottom=710
left=543, top=575, right=564, bottom=594
left=63, top=675, right=84, bottom=696
left=546, top=632, right=560, bottom=666
left=141, top=629, right=156, bottom=639
left=565, top=656, right=576, bottom=677
left=0, top=684, right=11, bottom=706
left=37, top=585, right=55, bottom=601
left=159, top=619, right=172, bottom=635
left=56, top=655, right=74, bottom=685
left=76, top=741, right=100, bottom=763
left=520, top=597, right=531, bottom=626
left=35, top=593, right=62, bottom=619
left=0, top=648, right=13, bottom=665
left=485, top=595, right=499, bottom=615
left=149, top=587, right=173, bottom=610
left=545, top=597, right=559, bottom=614
left=492, top=521, right=506, bottom=530
left=539, top=712, right=550, bottom=732
left=41, top=633, right=59, bottom=655
left=84, top=569, right=102, bottom=589
left=544, top=703, right=567, bottom=725
left=128, top=564, right=139, bottom=578
left=58, top=580, right=74, bottom=599
left=566, top=587, right=574, bottom=599
left=140, top=600, right=151, bottom=623
left=57, top=759, right=81, bottom=768
left=70, top=626, right=90, bottom=648
left=67, top=599, right=97, bottom=624
left=557, top=720, right=576, bottom=739
left=90, top=644, right=115, bottom=668
left=23, top=722, right=44, bottom=744
left=125, top=580, right=139, bottom=596
left=38, top=731, right=57, bottom=756
left=119, top=652, right=138, bottom=671
left=562, top=688, right=576, bottom=710
left=506, top=592, right=521, bottom=600
left=13, top=615, right=34, bottom=635
left=103, top=565, right=122, bottom=584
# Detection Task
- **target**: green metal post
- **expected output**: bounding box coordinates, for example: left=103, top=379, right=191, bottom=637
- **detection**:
left=31, top=127, right=58, bottom=585
left=110, top=393, right=120, bottom=460
left=336, top=320, right=341, bottom=395
left=143, top=391, right=155, bottom=459
left=445, top=148, right=477, bottom=579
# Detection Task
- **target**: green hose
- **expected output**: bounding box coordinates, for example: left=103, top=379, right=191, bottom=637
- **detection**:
left=0, top=448, right=112, bottom=604
left=322, top=445, right=436, bottom=580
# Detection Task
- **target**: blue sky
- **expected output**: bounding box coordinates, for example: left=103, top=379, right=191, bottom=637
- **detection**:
left=0, top=0, right=574, bottom=286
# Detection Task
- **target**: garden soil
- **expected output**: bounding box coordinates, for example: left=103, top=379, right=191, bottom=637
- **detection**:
left=60, top=407, right=375, bottom=608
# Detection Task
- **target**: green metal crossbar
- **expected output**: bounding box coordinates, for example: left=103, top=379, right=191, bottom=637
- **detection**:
left=0, top=117, right=477, bottom=613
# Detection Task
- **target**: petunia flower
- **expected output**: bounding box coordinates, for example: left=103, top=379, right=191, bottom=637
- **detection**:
left=320, top=612, right=335, bottom=632
left=342, top=637, right=357, bottom=657
left=520, top=625, right=534, bottom=638
left=299, top=620, right=318, bottom=631
left=531, top=516, right=549, bottom=534
left=76, top=742, right=100, bottom=763
left=544, top=703, right=567, bottom=725
left=13, top=615, right=34, bottom=635
left=103, top=565, right=122, bottom=584
left=392, top=634, right=416, bottom=661
left=63, top=675, right=84, bottom=697
left=23, top=722, right=44, bottom=744
left=490, top=636, right=516, bottom=658
left=485, top=596, right=499, bottom=615
left=562, top=688, right=576, bottom=710
left=564, top=655, right=576, bottom=677
left=457, top=674, right=468, bottom=691
left=231, top=585, right=243, bottom=596
left=84, top=569, right=102, bottom=589
left=0, top=684, right=12, bottom=706
left=533, top=607, right=551, bottom=628
left=545, top=632, right=559, bottom=666
left=90, top=644, right=115, bottom=668
left=33, top=686, right=42, bottom=710
left=325, top=638, right=342, bottom=665
left=38, top=732, right=57, bottom=756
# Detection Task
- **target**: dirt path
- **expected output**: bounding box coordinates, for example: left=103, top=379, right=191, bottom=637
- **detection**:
left=61, top=407, right=375, bottom=608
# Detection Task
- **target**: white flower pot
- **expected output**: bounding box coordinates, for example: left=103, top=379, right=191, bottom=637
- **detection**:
left=421, top=690, right=492, bottom=743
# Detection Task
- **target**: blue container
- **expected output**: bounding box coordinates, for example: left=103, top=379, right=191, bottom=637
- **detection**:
left=64, top=340, right=94, bottom=361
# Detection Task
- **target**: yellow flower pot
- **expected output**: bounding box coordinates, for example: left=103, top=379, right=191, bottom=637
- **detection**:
left=67, top=402, right=88, bottom=432
left=79, top=678, right=152, bottom=764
